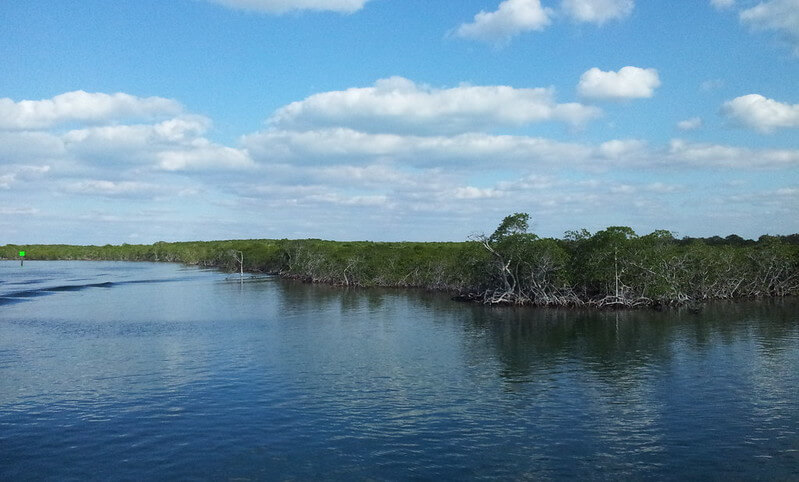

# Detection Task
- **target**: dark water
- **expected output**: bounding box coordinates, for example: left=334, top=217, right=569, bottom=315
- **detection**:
left=1, top=261, right=797, bottom=480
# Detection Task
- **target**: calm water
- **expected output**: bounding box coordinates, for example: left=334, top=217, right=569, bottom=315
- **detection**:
left=1, top=261, right=797, bottom=480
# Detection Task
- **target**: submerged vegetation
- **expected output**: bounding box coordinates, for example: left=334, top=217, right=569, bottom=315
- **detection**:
left=3, top=214, right=798, bottom=309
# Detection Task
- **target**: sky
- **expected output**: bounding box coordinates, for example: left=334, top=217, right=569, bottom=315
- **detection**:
left=1, top=0, right=798, bottom=244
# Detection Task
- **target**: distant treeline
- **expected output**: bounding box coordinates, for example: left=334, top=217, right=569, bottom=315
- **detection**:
left=3, top=214, right=798, bottom=308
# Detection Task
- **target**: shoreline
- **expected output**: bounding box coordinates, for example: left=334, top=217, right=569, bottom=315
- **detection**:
left=3, top=257, right=797, bottom=312
left=3, top=220, right=798, bottom=311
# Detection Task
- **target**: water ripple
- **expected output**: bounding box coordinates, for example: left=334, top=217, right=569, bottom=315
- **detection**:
left=1, top=262, right=798, bottom=480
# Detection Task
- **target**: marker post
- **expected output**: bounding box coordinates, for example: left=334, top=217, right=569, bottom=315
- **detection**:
left=19, top=250, right=25, bottom=267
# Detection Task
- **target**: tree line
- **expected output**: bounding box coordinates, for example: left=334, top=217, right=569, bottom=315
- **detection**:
left=2, top=214, right=797, bottom=308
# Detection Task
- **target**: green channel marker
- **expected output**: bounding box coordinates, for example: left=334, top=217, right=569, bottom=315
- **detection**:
left=19, top=251, right=26, bottom=257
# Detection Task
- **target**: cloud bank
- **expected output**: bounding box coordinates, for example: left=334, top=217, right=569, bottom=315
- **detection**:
left=3, top=83, right=798, bottom=243
left=270, top=76, right=601, bottom=134
left=0, top=91, right=182, bottom=130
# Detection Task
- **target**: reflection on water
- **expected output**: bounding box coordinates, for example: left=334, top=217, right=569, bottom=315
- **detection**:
left=0, top=261, right=797, bottom=480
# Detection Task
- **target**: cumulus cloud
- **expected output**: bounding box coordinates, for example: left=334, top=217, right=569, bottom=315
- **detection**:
left=64, top=115, right=210, bottom=150
left=740, top=0, right=799, bottom=55
left=711, top=0, right=735, bottom=9
left=677, top=117, right=703, bottom=131
left=62, top=115, right=254, bottom=170
left=206, top=0, right=371, bottom=14
left=561, top=0, right=634, bottom=24
left=577, top=66, right=661, bottom=100
left=596, top=139, right=649, bottom=160
left=0, top=99, right=255, bottom=174
left=722, top=94, right=799, bottom=133
left=157, top=142, right=254, bottom=171
left=270, top=76, right=600, bottom=134
left=454, top=0, right=553, bottom=44
left=454, top=0, right=636, bottom=45
left=0, top=91, right=182, bottom=130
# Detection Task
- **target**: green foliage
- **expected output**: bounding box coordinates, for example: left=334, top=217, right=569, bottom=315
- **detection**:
left=2, top=213, right=798, bottom=308
left=489, top=212, right=531, bottom=243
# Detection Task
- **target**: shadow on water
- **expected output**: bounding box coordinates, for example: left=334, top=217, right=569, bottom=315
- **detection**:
left=457, top=299, right=798, bottom=384
left=271, top=279, right=799, bottom=391
left=0, top=277, right=209, bottom=306
left=273, top=279, right=392, bottom=316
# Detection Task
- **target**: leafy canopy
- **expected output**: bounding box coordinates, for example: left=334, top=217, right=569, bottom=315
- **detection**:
left=489, top=213, right=530, bottom=243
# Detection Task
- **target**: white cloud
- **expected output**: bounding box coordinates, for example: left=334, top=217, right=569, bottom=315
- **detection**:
left=677, top=117, right=703, bottom=131
left=711, top=0, right=735, bottom=9
left=775, top=187, right=799, bottom=196
left=225, top=167, right=707, bottom=241
left=608, top=182, right=681, bottom=194
left=609, top=183, right=636, bottom=194
left=244, top=125, right=799, bottom=171
left=65, top=180, right=165, bottom=197
left=0, top=207, right=39, bottom=215
left=596, top=139, right=648, bottom=159
left=0, top=105, right=253, bottom=175
left=645, top=182, right=682, bottom=193
left=5, top=87, right=798, bottom=244
left=0, top=175, right=13, bottom=190
left=243, top=128, right=598, bottom=167
left=722, top=94, right=799, bottom=133
left=63, top=115, right=210, bottom=150
left=720, top=187, right=799, bottom=217
left=206, top=0, right=370, bottom=14
left=62, top=115, right=254, bottom=170
left=238, top=182, right=394, bottom=209
left=306, top=193, right=389, bottom=207
left=0, top=131, right=65, bottom=163
left=454, top=0, right=553, bottom=44
left=307, top=164, right=437, bottom=190
left=0, top=91, right=182, bottom=130
left=740, top=0, right=799, bottom=55
left=700, top=79, right=725, bottom=91
left=0, top=165, right=51, bottom=189
left=561, top=0, right=634, bottom=24
left=668, top=139, right=799, bottom=168
left=577, top=66, right=661, bottom=100
left=157, top=141, right=254, bottom=171
left=270, top=76, right=600, bottom=134
left=452, top=186, right=503, bottom=199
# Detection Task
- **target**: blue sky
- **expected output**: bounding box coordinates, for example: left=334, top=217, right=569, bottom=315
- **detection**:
left=1, top=0, right=798, bottom=244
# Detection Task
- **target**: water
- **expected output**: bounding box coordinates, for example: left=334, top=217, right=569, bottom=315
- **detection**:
left=1, top=261, right=797, bottom=480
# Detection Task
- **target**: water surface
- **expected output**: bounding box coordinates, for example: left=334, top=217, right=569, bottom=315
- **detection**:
left=1, top=261, right=797, bottom=480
